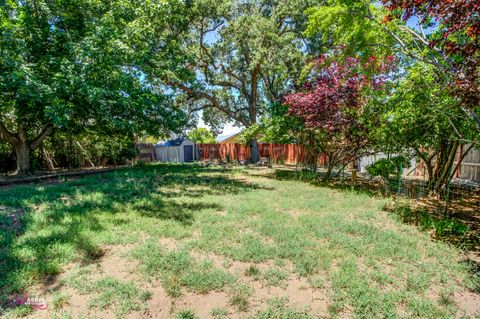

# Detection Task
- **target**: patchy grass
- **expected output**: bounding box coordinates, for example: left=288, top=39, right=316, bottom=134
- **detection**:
left=256, top=298, right=313, bottom=319
left=228, top=282, right=253, bottom=312
left=131, top=241, right=235, bottom=297
left=210, top=307, right=229, bottom=318
left=61, top=265, right=151, bottom=318
left=0, top=163, right=478, bottom=318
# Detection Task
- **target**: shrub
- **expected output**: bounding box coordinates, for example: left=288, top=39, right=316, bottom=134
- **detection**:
left=366, top=156, right=409, bottom=183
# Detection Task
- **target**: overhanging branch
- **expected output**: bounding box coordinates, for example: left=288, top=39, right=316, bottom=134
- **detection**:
left=30, top=125, right=53, bottom=149
left=0, top=122, right=19, bottom=145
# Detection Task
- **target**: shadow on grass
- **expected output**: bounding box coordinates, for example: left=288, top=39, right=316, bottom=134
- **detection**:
left=384, top=202, right=479, bottom=251
left=268, top=168, right=479, bottom=251
left=267, top=168, right=379, bottom=196
left=0, top=163, right=269, bottom=307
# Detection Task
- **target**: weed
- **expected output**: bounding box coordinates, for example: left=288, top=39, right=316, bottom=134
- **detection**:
left=210, top=307, right=229, bottom=318
left=262, top=267, right=289, bottom=287
left=245, top=265, right=261, bottom=278
left=228, top=282, right=252, bottom=312
left=175, top=309, right=197, bottom=319
left=52, top=291, right=70, bottom=309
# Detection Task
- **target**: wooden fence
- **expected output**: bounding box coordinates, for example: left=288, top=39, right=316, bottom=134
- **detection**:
left=456, top=145, right=480, bottom=182
left=198, top=143, right=326, bottom=166
left=413, top=145, right=480, bottom=183
left=135, top=143, right=156, bottom=162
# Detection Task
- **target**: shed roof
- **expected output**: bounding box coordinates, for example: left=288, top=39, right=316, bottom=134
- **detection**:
left=158, top=137, right=185, bottom=147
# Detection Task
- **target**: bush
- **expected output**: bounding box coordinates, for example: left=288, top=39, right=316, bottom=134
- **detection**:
left=366, top=156, right=408, bottom=182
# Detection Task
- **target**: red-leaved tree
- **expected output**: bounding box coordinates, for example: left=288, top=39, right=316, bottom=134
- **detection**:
left=381, top=0, right=480, bottom=129
left=284, top=55, right=394, bottom=179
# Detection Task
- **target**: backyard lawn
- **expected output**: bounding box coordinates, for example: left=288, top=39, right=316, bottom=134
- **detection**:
left=0, top=164, right=478, bottom=319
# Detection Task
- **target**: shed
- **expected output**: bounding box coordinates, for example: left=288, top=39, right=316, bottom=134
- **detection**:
left=154, top=138, right=197, bottom=163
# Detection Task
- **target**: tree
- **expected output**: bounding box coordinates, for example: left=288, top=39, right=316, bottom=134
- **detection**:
left=305, top=0, right=480, bottom=134
left=187, top=128, right=216, bottom=144
left=284, top=55, right=393, bottom=178
left=257, top=103, right=302, bottom=144
left=375, top=63, right=478, bottom=195
left=162, top=0, right=313, bottom=162
left=380, top=0, right=480, bottom=132
left=0, top=0, right=187, bottom=175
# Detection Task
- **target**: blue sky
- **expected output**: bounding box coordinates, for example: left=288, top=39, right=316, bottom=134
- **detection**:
left=193, top=27, right=243, bottom=136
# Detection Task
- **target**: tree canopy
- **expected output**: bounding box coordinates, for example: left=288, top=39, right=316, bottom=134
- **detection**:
left=156, top=0, right=314, bottom=161
left=187, top=128, right=216, bottom=144
left=0, top=0, right=188, bottom=174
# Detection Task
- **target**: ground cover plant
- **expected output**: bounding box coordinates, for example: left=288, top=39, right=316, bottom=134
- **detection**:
left=0, top=163, right=478, bottom=318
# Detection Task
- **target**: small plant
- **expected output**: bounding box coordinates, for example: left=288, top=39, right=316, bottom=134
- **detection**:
left=262, top=268, right=289, bottom=287
left=52, top=291, right=70, bottom=309
left=210, top=307, right=229, bottom=318
left=439, top=289, right=454, bottom=306
left=256, top=298, right=314, bottom=319
left=245, top=265, right=261, bottom=278
left=307, top=276, right=325, bottom=289
left=176, top=309, right=197, bottom=319
left=228, top=282, right=252, bottom=312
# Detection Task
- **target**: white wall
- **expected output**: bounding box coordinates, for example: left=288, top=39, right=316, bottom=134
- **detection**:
left=155, top=146, right=180, bottom=162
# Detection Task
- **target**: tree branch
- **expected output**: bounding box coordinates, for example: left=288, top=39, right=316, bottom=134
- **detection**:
left=30, top=125, right=53, bottom=149
left=168, top=81, right=249, bottom=126
left=0, top=122, right=19, bottom=145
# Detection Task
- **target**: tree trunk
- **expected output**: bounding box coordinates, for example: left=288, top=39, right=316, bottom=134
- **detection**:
left=15, top=142, right=31, bottom=175
left=324, top=165, right=333, bottom=180
left=249, top=139, right=260, bottom=163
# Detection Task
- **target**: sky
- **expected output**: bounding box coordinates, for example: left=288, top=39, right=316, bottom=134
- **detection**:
left=196, top=117, right=243, bottom=137
left=192, top=27, right=243, bottom=136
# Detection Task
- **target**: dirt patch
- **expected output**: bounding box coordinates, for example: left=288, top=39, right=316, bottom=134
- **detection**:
left=454, top=290, right=480, bottom=318
left=139, top=285, right=173, bottom=319
left=250, top=276, right=330, bottom=316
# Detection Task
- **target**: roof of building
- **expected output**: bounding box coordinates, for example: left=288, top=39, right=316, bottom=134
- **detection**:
left=158, top=137, right=185, bottom=147
left=216, top=132, right=241, bottom=143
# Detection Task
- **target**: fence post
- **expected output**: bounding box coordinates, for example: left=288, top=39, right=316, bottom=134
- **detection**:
left=397, top=161, right=403, bottom=196
left=444, top=164, right=453, bottom=216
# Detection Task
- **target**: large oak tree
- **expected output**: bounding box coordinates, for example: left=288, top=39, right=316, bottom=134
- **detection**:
left=160, top=0, right=313, bottom=162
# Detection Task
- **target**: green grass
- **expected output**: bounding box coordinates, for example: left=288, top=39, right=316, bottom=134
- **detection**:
left=0, top=163, right=478, bottom=318
left=61, top=266, right=151, bottom=318
left=130, top=241, right=235, bottom=297
left=210, top=307, right=229, bottom=318
left=228, top=281, right=252, bottom=312
left=256, top=298, right=314, bottom=319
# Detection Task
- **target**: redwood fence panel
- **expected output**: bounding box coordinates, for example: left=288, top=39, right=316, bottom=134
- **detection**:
left=198, top=143, right=326, bottom=166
